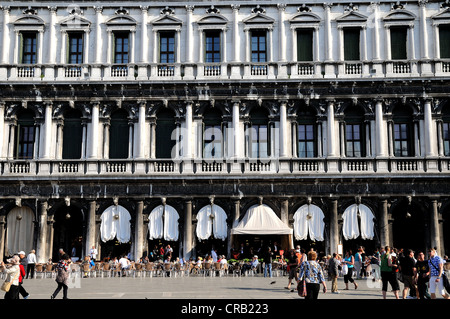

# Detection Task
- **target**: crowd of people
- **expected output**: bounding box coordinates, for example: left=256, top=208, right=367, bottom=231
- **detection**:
left=1, top=243, right=449, bottom=300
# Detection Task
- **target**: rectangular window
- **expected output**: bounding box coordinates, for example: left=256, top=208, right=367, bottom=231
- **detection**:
left=297, top=29, right=313, bottom=62
left=439, top=25, right=450, bottom=59
left=113, top=32, right=129, bottom=64
left=251, top=31, right=267, bottom=63
left=390, top=27, right=407, bottom=60
left=160, top=32, right=175, bottom=63
left=21, top=32, right=37, bottom=64
left=68, top=32, right=83, bottom=64
left=298, top=124, right=315, bottom=158
left=346, top=124, right=363, bottom=157
left=205, top=31, right=221, bottom=63
left=251, top=124, right=269, bottom=158
left=344, top=28, right=360, bottom=61
left=443, top=122, right=450, bottom=156
left=203, top=125, right=222, bottom=158
left=394, top=123, right=411, bottom=157
left=16, top=125, right=35, bottom=159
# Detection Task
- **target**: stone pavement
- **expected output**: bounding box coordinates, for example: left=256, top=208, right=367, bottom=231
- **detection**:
left=17, top=274, right=435, bottom=300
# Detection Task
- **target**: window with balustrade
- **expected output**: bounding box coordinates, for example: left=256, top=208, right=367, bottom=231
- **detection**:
left=203, top=109, right=223, bottom=159
left=297, top=29, right=313, bottom=62
left=68, top=32, right=83, bottom=64
left=444, top=122, right=450, bottom=156
left=20, top=32, right=37, bottom=65
left=109, top=109, right=129, bottom=159
left=251, top=30, right=267, bottom=63
left=205, top=31, right=221, bottom=63
left=249, top=108, right=270, bottom=158
left=344, top=105, right=366, bottom=157
left=62, top=109, right=83, bottom=160
left=440, top=25, right=450, bottom=59
left=390, top=26, right=408, bottom=60
left=159, top=32, right=175, bottom=64
left=15, top=109, right=36, bottom=160
left=156, top=108, right=177, bottom=159
left=113, top=32, right=129, bottom=64
left=393, top=107, right=414, bottom=157
left=344, top=28, right=360, bottom=61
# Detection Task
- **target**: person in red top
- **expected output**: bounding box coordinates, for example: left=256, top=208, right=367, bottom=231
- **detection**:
left=18, top=251, right=30, bottom=299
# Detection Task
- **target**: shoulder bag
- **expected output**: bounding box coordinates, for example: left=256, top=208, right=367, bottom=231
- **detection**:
left=430, top=259, right=450, bottom=294
left=1, top=269, right=19, bottom=292
left=297, top=262, right=308, bottom=298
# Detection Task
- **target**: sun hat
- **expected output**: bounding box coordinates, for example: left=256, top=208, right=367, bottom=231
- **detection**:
left=7, top=255, right=20, bottom=265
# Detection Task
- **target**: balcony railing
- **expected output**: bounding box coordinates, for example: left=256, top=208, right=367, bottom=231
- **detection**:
left=345, top=63, right=362, bottom=75
left=4, top=60, right=450, bottom=82
left=65, top=66, right=82, bottom=78
left=393, top=61, right=411, bottom=74
left=111, top=65, right=129, bottom=77
left=0, top=157, right=448, bottom=178
left=17, top=66, right=35, bottom=78
left=204, top=64, right=221, bottom=77
left=157, top=65, right=175, bottom=77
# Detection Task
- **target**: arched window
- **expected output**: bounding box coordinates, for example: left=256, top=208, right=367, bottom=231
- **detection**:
left=62, top=109, right=83, bottom=159
left=345, top=105, right=366, bottom=157
left=203, top=108, right=223, bottom=159
left=109, top=109, right=129, bottom=159
left=249, top=107, right=269, bottom=158
left=15, top=109, right=36, bottom=159
left=155, top=108, right=176, bottom=159
left=393, top=105, right=414, bottom=157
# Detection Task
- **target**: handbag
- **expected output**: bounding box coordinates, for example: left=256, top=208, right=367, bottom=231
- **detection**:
left=1, top=270, right=19, bottom=292
left=342, top=264, right=348, bottom=275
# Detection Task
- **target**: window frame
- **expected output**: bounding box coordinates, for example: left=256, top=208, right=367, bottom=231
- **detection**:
left=250, top=30, right=267, bottom=63
left=67, top=32, right=84, bottom=64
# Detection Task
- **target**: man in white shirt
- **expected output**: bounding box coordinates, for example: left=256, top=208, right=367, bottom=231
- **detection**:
left=119, top=255, right=130, bottom=276
left=26, top=250, right=37, bottom=279
left=90, top=246, right=98, bottom=261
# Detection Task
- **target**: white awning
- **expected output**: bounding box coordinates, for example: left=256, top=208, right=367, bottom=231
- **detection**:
left=342, top=204, right=375, bottom=240
left=293, top=204, right=325, bottom=241
left=196, top=204, right=228, bottom=241
left=231, top=204, right=293, bottom=235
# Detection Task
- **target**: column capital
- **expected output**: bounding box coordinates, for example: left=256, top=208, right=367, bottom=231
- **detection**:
left=231, top=4, right=240, bottom=11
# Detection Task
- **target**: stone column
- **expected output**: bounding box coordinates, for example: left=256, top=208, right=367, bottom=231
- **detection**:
left=140, top=6, right=148, bottom=63
left=278, top=4, right=286, bottom=62
left=135, top=101, right=146, bottom=159
left=37, top=201, right=48, bottom=263
left=134, top=201, right=144, bottom=261
left=183, top=199, right=193, bottom=261
left=232, top=4, right=240, bottom=62
left=41, top=102, right=53, bottom=159
left=228, top=198, right=241, bottom=258
left=379, top=198, right=389, bottom=248
left=424, top=98, right=436, bottom=157
left=185, top=6, right=194, bottom=63
left=375, top=99, right=388, bottom=157
left=1, top=7, right=10, bottom=65
left=94, top=7, right=103, bottom=64
left=47, top=216, right=55, bottom=262
left=88, top=102, right=100, bottom=159
left=279, top=100, right=288, bottom=158
left=324, top=3, right=333, bottom=62
left=430, top=198, right=442, bottom=256
left=85, top=201, right=97, bottom=260
left=329, top=198, right=339, bottom=256
left=327, top=100, right=337, bottom=157
left=48, top=7, right=57, bottom=65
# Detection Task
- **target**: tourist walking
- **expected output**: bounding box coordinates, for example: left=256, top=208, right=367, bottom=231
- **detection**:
left=370, top=247, right=381, bottom=282
left=354, top=248, right=363, bottom=279
left=380, top=246, right=400, bottom=299
left=263, top=247, right=274, bottom=278
left=51, top=254, right=71, bottom=299
left=415, top=251, right=431, bottom=299
left=26, top=250, right=37, bottom=279
left=298, top=250, right=327, bottom=299
left=17, top=251, right=30, bottom=299
left=399, top=249, right=417, bottom=299
left=327, top=253, right=340, bottom=294
left=428, top=248, right=450, bottom=299
left=285, top=249, right=299, bottom=291
left=343, top=250, right=358, bottom=290
left=1, top=255, right=21, bottom=299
